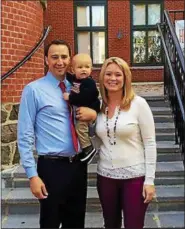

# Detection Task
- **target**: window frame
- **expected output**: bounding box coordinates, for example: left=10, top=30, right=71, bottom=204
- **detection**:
left=130, top=0, right=164, bottom=66
left=74, top=0, right=108, bottom=66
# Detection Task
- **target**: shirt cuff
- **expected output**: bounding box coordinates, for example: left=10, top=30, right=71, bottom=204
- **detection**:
left=25, top=167, right=38, bottom=179
left=144, top=177, right=155, bottom=185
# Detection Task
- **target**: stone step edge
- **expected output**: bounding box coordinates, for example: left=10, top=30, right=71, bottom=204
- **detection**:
left=2, top=196, right=184, bottom=205
left=2, top=185, right=184, bottom=203
left=6, top=176, right=185, bottom=182
left=2, top=161, right=184, bottom=179
left=2, top=211, right=185, bottom=229
left=140, top=96, right=166, bottom=101
left=2, top=168, right=184, bottom=180
left=97, top=93, right=166, bottom=101
left=155, top=133, right=175, bottom=135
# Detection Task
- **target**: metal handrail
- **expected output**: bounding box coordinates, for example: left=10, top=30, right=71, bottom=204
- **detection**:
left=1, top=25, right=51, bottom=82
left=157, top=9, right=185, bottom=165
left=157, top=24, right=185, bottom=121
left=164, top=10, right=185, bottom=72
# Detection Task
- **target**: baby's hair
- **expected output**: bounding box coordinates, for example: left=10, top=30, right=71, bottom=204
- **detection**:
left=72, top=53, right=92, bottom=66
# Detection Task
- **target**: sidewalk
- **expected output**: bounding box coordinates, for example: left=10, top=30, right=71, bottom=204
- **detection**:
left=133, top=82, right=164, bottom=97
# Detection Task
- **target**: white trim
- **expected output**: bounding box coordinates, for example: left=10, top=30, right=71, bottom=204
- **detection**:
left=92, top=66, right=164, bottom=71
left=131, top=66, right=164, bottom=70
left=132, top=82, right=164, bottom=85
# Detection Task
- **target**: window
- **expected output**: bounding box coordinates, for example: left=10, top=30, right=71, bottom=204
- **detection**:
left=74, top=0, right=107, bottom=65
left=131, top=1, right=163, bottom=65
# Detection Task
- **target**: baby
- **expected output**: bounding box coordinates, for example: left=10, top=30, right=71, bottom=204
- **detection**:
left=64, top=53, right=100, bottom=164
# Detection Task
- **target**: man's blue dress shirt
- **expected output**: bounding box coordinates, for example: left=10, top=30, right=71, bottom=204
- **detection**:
left=17, top=72, right=78, bottom=178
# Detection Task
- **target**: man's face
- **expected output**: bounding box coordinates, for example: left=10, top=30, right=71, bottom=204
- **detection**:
left=45, top=44, right=70, bottom=80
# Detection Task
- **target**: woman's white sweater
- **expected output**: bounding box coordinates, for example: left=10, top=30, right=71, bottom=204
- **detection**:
left=96, top=95, right=157, bottom=185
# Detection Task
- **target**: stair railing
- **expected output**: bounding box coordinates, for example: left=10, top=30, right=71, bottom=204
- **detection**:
left=157, top=10, right=185, bottom=165
left=1, top=26, right=51, bottom=82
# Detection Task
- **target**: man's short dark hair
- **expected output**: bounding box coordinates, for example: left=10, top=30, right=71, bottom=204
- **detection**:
left=45, top=39, right=72, bottom=57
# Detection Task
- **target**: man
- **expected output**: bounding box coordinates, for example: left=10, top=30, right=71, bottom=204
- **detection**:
left=17, top=40, right=96, bottom=228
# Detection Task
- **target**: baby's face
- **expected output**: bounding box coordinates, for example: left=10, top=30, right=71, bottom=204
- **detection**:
left=73, top=60, right=92, bottom=80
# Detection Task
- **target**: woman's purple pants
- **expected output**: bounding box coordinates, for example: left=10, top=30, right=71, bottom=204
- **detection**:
left=97, top=174, right=149, bottom=229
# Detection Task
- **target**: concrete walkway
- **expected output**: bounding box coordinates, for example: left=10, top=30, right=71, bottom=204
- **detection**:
left=133, top=82, right=164, bottom=96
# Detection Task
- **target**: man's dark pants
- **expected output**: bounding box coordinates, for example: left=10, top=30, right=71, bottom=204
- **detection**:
left=37, top=156, right=87, bottom=228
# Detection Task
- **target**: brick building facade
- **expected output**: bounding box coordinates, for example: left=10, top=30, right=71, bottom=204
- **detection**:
left=1, top=0, right=45, bottom=168
left=44, top=0, right=184, bottom=82
left=2, top=0, right=184, bottom=102
left=2, top=0, right=44, bottom=103
left=1, top=0, right=184, bottom=168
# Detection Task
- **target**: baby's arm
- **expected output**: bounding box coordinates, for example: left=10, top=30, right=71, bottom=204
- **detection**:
left=63, top=92, right=70, bottom=101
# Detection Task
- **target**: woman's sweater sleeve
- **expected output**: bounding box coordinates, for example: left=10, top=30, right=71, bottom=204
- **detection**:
left=138, top=97, right=157, bottom=185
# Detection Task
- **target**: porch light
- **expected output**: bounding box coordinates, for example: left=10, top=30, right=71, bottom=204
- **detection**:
left=117, top=29, right=123, bottom=39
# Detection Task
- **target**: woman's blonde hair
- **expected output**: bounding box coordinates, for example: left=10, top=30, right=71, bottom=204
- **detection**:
left=99, top=57, right=135, bottom=112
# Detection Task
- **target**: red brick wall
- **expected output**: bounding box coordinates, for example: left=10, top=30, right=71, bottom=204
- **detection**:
left=131, top=68, right=163, bottom=82
left=91, top=67, right=163, bottom=82
left=165, top=0, right=185, bottom=22
left=165, top=0, right=184, bottom=11
left=43, top=0, right=184, bottom=82
left=106, top=0, right=163, bottom=82
left=1, top=1, right=44, bottom=103
left=92, top=0, right=163, bottom=82
left=107, top=0, right=130, bottom=64
left=44, top=0, right=74, bottom=55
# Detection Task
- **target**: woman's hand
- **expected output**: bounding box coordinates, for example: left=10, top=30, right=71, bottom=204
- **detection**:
left=142, top=184, right=156, bottom=203
left=76, top=107, right=97, bottom=122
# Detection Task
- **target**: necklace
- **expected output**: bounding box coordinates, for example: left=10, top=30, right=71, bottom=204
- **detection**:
left=105, top=106, right=121, bottom=145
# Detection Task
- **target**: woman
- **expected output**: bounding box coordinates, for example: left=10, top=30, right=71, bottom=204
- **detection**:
left=95, top=57, right=157, bottom=229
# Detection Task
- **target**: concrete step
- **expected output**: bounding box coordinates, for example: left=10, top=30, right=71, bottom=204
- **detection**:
left=2, top=161, right=184, bottom=188
left=154, top=115, right=173, bottom=123
left=1, top=211, right=184, bottom=228
left=33, top=141, right=180, bottom=162
left=88, top=176, right=184, bottom=187
left=157, top=152, right=182, bottom=162
left=155, top=123, right=175, bottom=133
left=147, top=100, right=170, bottom=108
left=88, top=161, right=184, bottom=178
left=28, top=143, right=183, bottom=164
left=154, top=177, right=184, bottom=186
left=143, top=96, right=169, bottom=103
left=156, top=141, right=179, bottom=153
left=99, top=96, right=170, bottom=107
left=1, top=142, right=180, bottom=182
left=143, top=96, right=166, bottom=101
left=151, top=107, right=172, bottom=115
left=155, top=132, right=175, bottom=141
left=4, top=175, right=185, bottom=189
left=4, top=171, right=184, bottom=189
left=2, top=185, right=184, bottom=214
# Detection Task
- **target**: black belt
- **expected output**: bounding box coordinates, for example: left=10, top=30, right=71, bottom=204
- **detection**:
left=38, top=153, right=85, bottom=163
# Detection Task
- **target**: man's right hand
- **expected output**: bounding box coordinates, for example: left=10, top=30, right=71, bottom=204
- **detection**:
left=29, top=176, right=48, bottom=199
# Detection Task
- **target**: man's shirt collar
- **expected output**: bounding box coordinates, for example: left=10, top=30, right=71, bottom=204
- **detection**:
left=45, top=71, right=71, bottom=88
